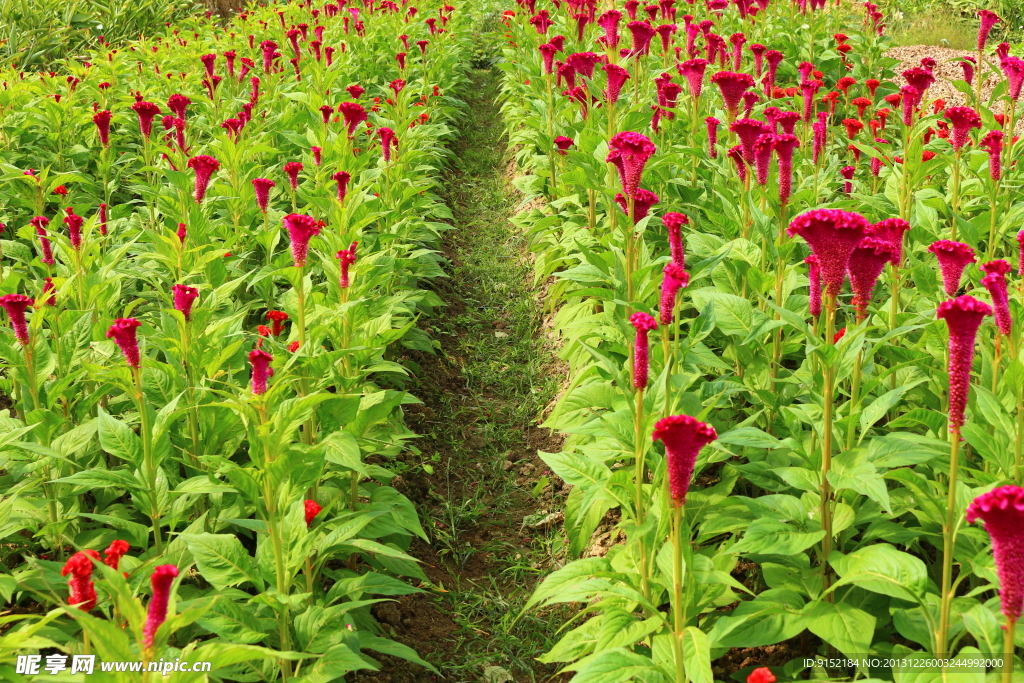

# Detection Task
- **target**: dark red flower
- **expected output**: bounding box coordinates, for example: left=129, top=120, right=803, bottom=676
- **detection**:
left=652, top=415, right=717, bottom=506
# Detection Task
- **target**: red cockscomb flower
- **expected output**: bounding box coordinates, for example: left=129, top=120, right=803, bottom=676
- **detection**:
left=607, top=132, right=657, bottom=198
left=652, top=415, right=717, bottom=506
left=61, top=550, right=99, bottom=611
left=171, top=284, right=199, bottom=321
left=187, top=155, right=220, bottom=203
left=305, top=499, right=323, bottom=526
left=630, top=311, right=658, bottom=390
left=967, top=485, right=1024, bottom=621
left=929, top=240, right=976, bottom=296
left=283, top=214, right=321, bottom=267
left=248, top=348, right=274, bottom=395
left=107, top=318, right=143, bottom=369
left=142, top=564, right=179, bottom=649
left=336, top=242, right=358, bottom=288
left=787, top=209, right=872, bottom=298
left=848, top=236, right=896, bottom=320
left=980, top=260, right=1012, bottom=335
left=659, top=262, right=689, bottom=325
left=0, top=294, right=33, bottom=345
left=253, top=178, right=274, bottom=213
left=937, top=295, right=992, bottom=433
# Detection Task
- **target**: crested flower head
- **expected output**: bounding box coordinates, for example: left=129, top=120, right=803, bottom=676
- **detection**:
left=63, top=208, right=84, bottom=250
left=607, top=132, right=657, bottom=198
left=338, top=102, right=368, bottom=137
left=168, top=93, right=191, bottom=119
left=107, top=318, right=143, bottom=369
left=103, top=540, right=130, bottom=570
left=333, top=171, right=351, bottom=203
left=848, top=236, right=896, bottom=320
left=871, top=218, right=910, bottom=266
left=283, top=214, right=321, bottom=267
left=653, top=415, right=717, bottom=506
left=171, top=284, right=199, bottom=321
left=32, top=216, right=54, bottom=266
left=248, top=348, right=274, bottom=395
left=131, top=101, right=162, bottom=138
left=142, top=564, right=179, bottom=649
left=0, top=294, right=32, bottom=345
left=977, top=10, right=1001, bottom=52
left=630, top=311, right=658, bottom=390
left=705, top=116, right=720, bottom=158
left=980, top=130, right=1004, bottom=180
left=747, top=669, right=776, bottom=683
left=928, top=240, right=976, bottom=296
left=284, top=162, right=303, bottom=191
left=774, top=134, right=800, bottom=204
left=980, top=260, right=1012, bottom=335
left=710, top=70, right=754, bottom=117
left=730, top=118, right=771, bottom=165
left=336, top=242, right=358, bottom=288
left=677, top=58, right=708, bottom=98
left=806, top=255, right=822, bottom=317
left=663, top=212, right=688, bottom=267
left=598, top=9, right=622, bottom=47
left=787, top=209, right=872, bottom=298
left=378, top=127, right=398, bottom=162
left=266, top=310, right=288, bottom=336
left=186, top=155, right=220, bottom=203
left=603, top=63, right=630, bottom=103
left=659, top=262, right=690, bottom=325
left=615, top=189, right=659, bottom=223
left=253, top=178, right=275, bottom=213
left=554, top=136, right=575, bottom=155
left=1003, top=57, right=1024, bottom=101
left=937, top=295, right=992, bottom=432
left=61, top=550, right=99, bottom=611
left=93, top=110, right=112, bottom=147
left=966, top=485, right=1024, bottom=620
left=945, top=106, right=982, bottom=151
left=305, top=499, right=323, bottom=526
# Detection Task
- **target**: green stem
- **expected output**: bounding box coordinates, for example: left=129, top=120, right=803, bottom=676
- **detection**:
left=633, top=385, right=651, bottom=605
left=671, top=504, right=687, bottom=683
left=846, top=346, right=864, bottom=451
left=134, top=366, right=163, bottom=555
left=820, top=297, right=836, bottom=596
left=937, top=430, right=962, bottom=658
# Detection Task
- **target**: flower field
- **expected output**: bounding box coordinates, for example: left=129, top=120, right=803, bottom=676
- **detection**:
left=2, top=0, right=1024, bottom=680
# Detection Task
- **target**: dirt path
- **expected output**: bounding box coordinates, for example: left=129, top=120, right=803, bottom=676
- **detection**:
left=352, top=67, right=570, bottom=683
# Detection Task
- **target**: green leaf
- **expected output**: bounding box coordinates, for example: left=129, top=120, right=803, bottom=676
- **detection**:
left=716, top=427, right=783, bottom=450
left=682, top=627, right=713, bottom=683
left=97, top=408, right=142, bottom=466
left=830, top=544, right=927, bottom=602
left=523, top=557, right=611, bottom=611
left=804, top=600, right=876, bottom=657
left=181, top=533, right=263, bottom=591
left=730, top=519, right=826, bottom=556
left=569, top=647, right=658, bottom=683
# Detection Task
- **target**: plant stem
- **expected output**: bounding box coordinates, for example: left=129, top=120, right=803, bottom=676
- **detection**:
left=633, top=385, right=651, bottom=605
left=134, top=366, right=163, bottom=555
left=671, top=504, right=687, bottom=683
left=820, top=296, right=836, bottom=596
left=937, top=429, right=962, bottom=659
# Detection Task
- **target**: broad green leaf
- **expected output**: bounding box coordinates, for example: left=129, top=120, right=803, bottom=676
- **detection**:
left=181, top=533, right=262, bottom=591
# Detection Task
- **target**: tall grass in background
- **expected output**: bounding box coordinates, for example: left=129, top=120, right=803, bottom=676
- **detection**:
left=883, top=0, right=1023, bottom=47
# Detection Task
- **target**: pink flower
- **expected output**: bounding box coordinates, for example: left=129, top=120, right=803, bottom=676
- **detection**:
left=1018, top=230, right=1024, bottom=276
left=200, top=53, right=216, bottom=78
left=93, top=110, right=112, bottom=147
left=730, top=118, right=771, bottom=165
left=841, top=165, right=855, bottom=195
left=848, top=236, right=896, bottom=319
left=284, top=162, right=303, bottom=192
left=977, top=10, right=1001, bottom=52
left=980, top=130, right=1004, bottom=180
left=283, top=213, right=321, bottom=267
left=603, top=64, right=630, bottom=103
left=554, top=136, right=574, bottom=155
left=98, top=203, right=108, bottom=236
left=630, top=312, right=658, bottom=390
left=107, top=318, right=143, bottom=369
left=763, top=49, right=784, bottom=94
left=142, top=564, right=179, bottom=649
left=63, top=207, right=84, bottom=250
left=677, top=58, right=708, bottom=98
left=103, top=540, right=130, bottom=570
left=347, top=84, right=365, bottom=99
left=597, top=9, right=622, bottom=48
left=966, top=485, right=1024, bottom=620
left=607, top=132, right=657, bottom=198
left=305, top=499, right=323, bottom=526
left=378, top=127, right=398, bottom=162
left=710, top=71, right=754, bottom=117
left=663, top=212, right=688, bottom=267
left=806, top=255, right=822, bottom=317
left=800, top=79, right=821, bottom=122
left=172, top=284, right=199, bottom=320
left=961, top=57, right=976, bottom=84
left=727, top=145, right=747, bottom=182
left=980, top=260, right=1012, bottom=335
left=753, top=133, right=775, bottom=186
left=1003, top=57, right=1024, bottom=101
left=177, top=223, right=187, bottom=244
left=167, top=93, right=190, bottom=120
left=937, top=295, right=992, bottom=433
left=787, top=209, right=872, bottom=298
left=539, top=44, right=557, bottom=74
left=311, top=146, right=322, bottom=166
left=186, top=155, right=220, bottom=203
left=945, top=106, right=981, bottom=151
left=627, top=21, right=656, bottom=55
left=871, top=218, right=910, bottom=266
left=747, top=668, right=776, bottom=683
left=248, top=348, right=274, bottom=395
left=928, top=240, right=976, bottom=296
left=776, top=110, right=801, bottom=136
left=652, top=415, right=717, bottom=506
left=32, top=216, right=54, bottom=266
left=774, top=134, right=799, bottom=204
left=338, top=102, right=368, bottom=137
left=131, top=101, right=161, bottom=138
left=61, top=550, right=99, bottom=611
left=615, top=189, right=659, bottom=223
left=659, top=262, right=690, bottom=325
left=253, top=178, right=274, bottom=213
left=41, top=278, right=56, bottom=306
left=705, top=116, right=720, bottom=158
left=902, top=67, right=934, bottom=99
left=0, top=294, right=33, bottom=345
left=333, top=171, right=351, bottom=202
left=336, top=242, right=358, bottom=288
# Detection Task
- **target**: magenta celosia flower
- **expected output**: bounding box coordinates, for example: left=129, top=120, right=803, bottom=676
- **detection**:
left=168, top=93, right=190, bottom=120
left=186, top=155, right=219, bottom=203
left=753, top=133, right=775, bottom=186
left=338, top=102, right=368, bottom=138
left=812, top=119, right=827, bottom=164
left=200, top=53, right=216, bottom=78
left=677, top=58, right=708, bottom=98
left=177, top=223, right=187, bottom=244
left=305, top=499, right=323, bottom=527
left=333, top=171, right=351, bottom=202
left=0, top=294, right=33, bottom=345
left=61, top=550, right=99, bottom=612
left=142, top=564, right=179, bottom=649
left=283, top=213, right=321, bottom=267
left=607, top=132, right=657, bottom=198
left=774, top=134, right=799, bottom=204
left=937, top=295, right=992, bottom=433
left=961, top=57, right=976, bottom=84
left=787, top=209, right=872, bottom=298
left=565, top=52, right=601, bottom=79
left=379, top=127, right=398, bottom=162
left=730, top=118, right=771, bottom=165
left=539, top=44, right=557, bottom=74
left=597, top=9, right=622, bottom=47
left=554, top=136, right=574, bottom=155
left=657, top=23, right=677, bottom=53
left=93, top=110, right=112, bottom=147
left=967, top=485, right=1024, bottom=620
left=776, top=110, right=801, bottom=136
left=653, top=415, right=717, bottom=506
left=171, top=284, right=199, bottom=321
left=107, top=318, right=142, bottom=369
left=630, top=311, right=658, bottom=390
left=615, top=189, right=659, bottom=223
left=727, top=145, right=747, bottom=182
left=659, top=262, right=689, bottom=325
left=980, top=130, right=1004, bottom=180
left=131, top=101, right=161, bottom=138
left=284, top=162, right=303, bottom=191
left=945, top=106, right=982, bottom=151
left=311, top=146, right=322, bottom=166
left=871, top=217, right=911, bottom=266
left=627, top=21, right=656, bottom=55
left=103, top=540, right=130, bottom=570
left=806, top=255, right=822, bottom=317
left=929, top=240, right=977, bottom=296
left=253, top=178, right=274, bottom=213
left=336, top=241, right=358, bottom=288
left=98, top=203, right=108, bottom=236
left=1003, top=57, right=1024, bottom=101
left=705, top=116, right=720, bottom=158
left=31, top=216, right=54, bottom=266
left=848, top=236, right=896, bottom=319
left=763, top=49, right=784, bottom=94
left=63, top=207, right=84, bottom=250
left=800, top=79, right=821, bottom=122
left=903, top=67, right=935, bottom=99
left=977, top=10, right=1001, bottom=52
left=842, top=165, right=855, bottom=195
left=663, top=212, right=687, bottom=267
left=41, top=278, right=55, bottom=306
left=710, top=71, right=754, bottom=118
left=604, top=64, right=630, bottom=103
left=248, top=348, right=273, bottom=394
left=981, top=259, right=1012, bottom=335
